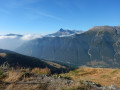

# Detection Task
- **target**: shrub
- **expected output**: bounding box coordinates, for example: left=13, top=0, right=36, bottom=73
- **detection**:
left=62, top=75, right=71, bottom=79
left=31, top=67, right=51, bottom=75
left=111, top=70, right=117, bottom=74
left=0, top=68, right=6, bottom=79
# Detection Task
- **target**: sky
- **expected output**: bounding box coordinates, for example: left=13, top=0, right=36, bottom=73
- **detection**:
left=0, top=0, right=120, bottom=35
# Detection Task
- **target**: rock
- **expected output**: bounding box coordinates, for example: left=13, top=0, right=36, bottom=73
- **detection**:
left=107, top=85, right=120, bottom=90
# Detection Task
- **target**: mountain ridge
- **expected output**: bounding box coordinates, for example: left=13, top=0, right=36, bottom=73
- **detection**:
left=16, top=25, right=120, bottom=68
left=46, top=28, right=83, bottom=37
left=0, top=29, right=83, bottom=50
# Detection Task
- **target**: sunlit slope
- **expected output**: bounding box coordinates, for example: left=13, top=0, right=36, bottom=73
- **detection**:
left=61, top=67, right=120, bottom=87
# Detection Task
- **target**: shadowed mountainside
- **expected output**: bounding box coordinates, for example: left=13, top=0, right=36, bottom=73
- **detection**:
left=16, top=26, right=120, bottom=67
left=0, top=49, right=74, bottom=74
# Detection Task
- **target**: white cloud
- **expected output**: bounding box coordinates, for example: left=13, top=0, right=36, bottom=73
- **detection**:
left=0, top=35, right=18, bottom=40
left=20, top=34, right=43, bottom=40
left=0, top=34, right=44, bottom=40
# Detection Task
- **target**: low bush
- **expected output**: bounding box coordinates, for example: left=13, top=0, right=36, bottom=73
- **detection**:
left=31, top=67, right=51, bottom=75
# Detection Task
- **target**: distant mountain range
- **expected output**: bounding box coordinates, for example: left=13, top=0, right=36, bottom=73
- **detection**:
left=0, top=29, right=83, bottom=50
left=5, top=34, right=23, bottom=37
left=16, top=25, right=120, bottom=68
left=47, top=28, right=83, bottom=37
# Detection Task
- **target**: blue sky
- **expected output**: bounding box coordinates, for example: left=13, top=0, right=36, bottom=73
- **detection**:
left=0, top=0, right=120, bottom=34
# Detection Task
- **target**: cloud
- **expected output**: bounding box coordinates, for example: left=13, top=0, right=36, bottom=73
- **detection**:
left=0, top=34, right=44, bottom=40
left=20, top=34, right=43, bottom=40
left=0, top=35, right=18, bottom=40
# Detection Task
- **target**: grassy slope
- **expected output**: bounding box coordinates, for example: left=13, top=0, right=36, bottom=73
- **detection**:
left=61, top=67, right=120, bottom=87
left=0, top=52, right=72, bottom=74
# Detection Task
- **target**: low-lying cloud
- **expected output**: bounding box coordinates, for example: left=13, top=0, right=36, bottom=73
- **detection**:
left=0, top=35, right=18, bottom=40
left=0, top=34, right=44, bottom=40
left=21, top=34, right=43, bottom=40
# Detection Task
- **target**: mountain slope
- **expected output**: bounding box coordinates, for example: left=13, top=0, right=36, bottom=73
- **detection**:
left=16, top=26, right=120, bottom=67
left=0, top=49, right=70, bottom=74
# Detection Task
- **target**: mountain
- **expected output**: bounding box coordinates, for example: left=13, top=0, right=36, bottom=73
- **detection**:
left=0, top=49, right=70, bottom=74
left=0, top=29, right=82, bottom=51
left=5, top=34, right=23, bottom=37
left=16, top=25, right=120, bottom=68
left=47, top=28, right=83, bottom=37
